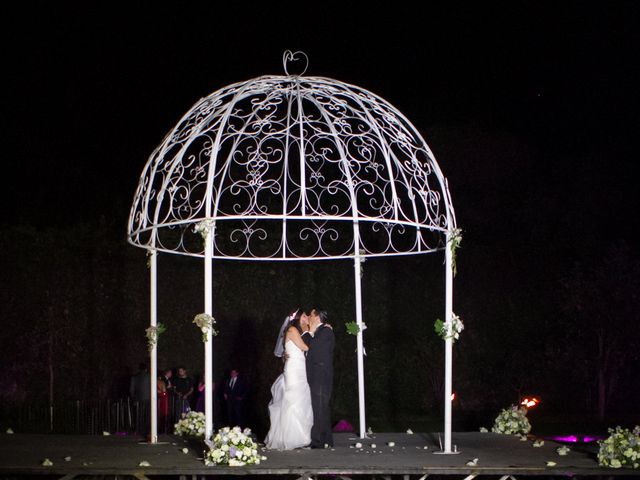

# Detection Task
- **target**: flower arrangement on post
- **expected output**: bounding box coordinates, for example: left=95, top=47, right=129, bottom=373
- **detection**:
left=449, top=227, right=462, bottom=276
left=434, top=313, right=464, bottom=341
left=491, top=405, right=532, bottom=435
left=193, top=313, right=218, bottom=342
left=345, top=321, right=367, bottom=336
left=145, top=323, right=166, bottom=352
left=194, top=219, right=216, bottom=246
left=174, top=411, right=206, bottom=438
left=598, top=425, right=640, bottom=469
left=205, top=426, right=266, bottom=466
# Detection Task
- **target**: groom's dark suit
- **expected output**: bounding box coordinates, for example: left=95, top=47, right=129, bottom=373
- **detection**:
left=306, top=323, right=335, bottom=448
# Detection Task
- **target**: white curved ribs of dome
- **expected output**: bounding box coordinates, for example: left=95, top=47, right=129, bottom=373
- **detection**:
left=128, top=61, right=456, bottom=260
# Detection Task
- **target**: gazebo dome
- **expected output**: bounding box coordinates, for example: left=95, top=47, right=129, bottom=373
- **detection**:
left=128, top=52, right=456, bottom=260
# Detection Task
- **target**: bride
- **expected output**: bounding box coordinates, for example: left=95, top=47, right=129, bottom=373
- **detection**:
left=264, top=309, right=313, bottom=450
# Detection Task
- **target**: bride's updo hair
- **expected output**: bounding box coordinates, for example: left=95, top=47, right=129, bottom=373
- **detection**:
left=288, top=308, right=305, bottom=334
left=282, top=308, right=305, bottom=351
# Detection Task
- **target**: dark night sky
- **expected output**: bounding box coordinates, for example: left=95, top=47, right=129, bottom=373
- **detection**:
left=2, top=2, right=639, bottom=246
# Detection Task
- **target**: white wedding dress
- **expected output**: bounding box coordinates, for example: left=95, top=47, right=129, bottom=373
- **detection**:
left=265, top=339, right=313, bottom=450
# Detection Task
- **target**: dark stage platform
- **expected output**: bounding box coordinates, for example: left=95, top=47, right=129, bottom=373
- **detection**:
left=0, top=432, right=636, bottom=478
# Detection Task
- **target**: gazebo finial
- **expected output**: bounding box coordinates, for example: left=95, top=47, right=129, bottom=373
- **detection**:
left=282, top=50, right=309, bottom=77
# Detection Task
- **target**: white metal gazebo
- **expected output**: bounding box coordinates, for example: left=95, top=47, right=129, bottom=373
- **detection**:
left=128, top=51, right=459, bottom=452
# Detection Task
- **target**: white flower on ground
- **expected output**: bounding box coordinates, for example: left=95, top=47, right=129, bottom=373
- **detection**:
left=479, top=427, right=488, bottom=432
left=182, top=448, right=189, bottom=454
left=355, top=442, right=362, bottom=448
left=64, top=456, right=71, bottom=462
left=387, top=441, right=395, bottom=447
left=41, top=459, right=53, bottom=466
left=533, top=439, right=545, bottom=447
left=406, top=428, right=414, bottom=434
left=102, top=431, right=110, bottom=436
left=546, top=461, right=557, bottom=467
left=204, top=426, right=263, bottom=466
left=557, top=445, right=571, bottom=456
left=466, top=458, right=479, bottom=466
left=138, top=461, right=151, bottom=467
left=6, top=428, right=14, bottom=434
left=371, top=443, right=376, bottom=448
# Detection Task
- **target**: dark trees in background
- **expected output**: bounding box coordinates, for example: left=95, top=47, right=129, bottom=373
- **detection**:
left=1, top=125, right=637, bottom=433
left=561, top=243, right=640, bottom=420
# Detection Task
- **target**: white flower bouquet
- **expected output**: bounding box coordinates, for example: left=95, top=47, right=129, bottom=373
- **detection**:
left=491, top=405, right=532, bottom=435
left=205, top=426, right=266, bottom=467
left=173, top=411, right=206, bottom=438
left=598, top=425, right=640, bottom=469
left=193, top=313, right=219, bottom=342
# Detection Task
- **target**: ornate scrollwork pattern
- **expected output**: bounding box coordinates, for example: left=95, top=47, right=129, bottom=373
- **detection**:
left=128, top=71, right=456, bottom=260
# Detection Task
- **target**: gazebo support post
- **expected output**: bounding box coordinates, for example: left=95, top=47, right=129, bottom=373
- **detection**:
left=443, top=231, right=454, bottom=453
left=149, top=249, right=158, bottom=444
left=354, top=251, right=367, bottom=438
left=204, top=227, right=214, bottom=440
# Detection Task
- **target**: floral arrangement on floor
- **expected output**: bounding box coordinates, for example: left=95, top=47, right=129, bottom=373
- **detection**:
left=173, top=411, right=206, bottom=438
left=205, top=426, right=266, bottom=466
left=598, top=425, right=640, bottom=469
left=491, top=405, right=532, bottom=435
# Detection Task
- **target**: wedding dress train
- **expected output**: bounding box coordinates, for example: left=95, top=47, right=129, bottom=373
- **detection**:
left=265, top=340, right=313, bottom=450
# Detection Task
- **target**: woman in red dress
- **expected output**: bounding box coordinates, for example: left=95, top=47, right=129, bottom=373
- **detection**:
left=157, top=376, right=169, bottom=433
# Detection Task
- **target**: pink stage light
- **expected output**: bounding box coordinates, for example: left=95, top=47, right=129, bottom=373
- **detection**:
left=547, top=435, right=604, bottom=443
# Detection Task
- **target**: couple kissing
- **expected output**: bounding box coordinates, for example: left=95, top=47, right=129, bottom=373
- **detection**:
left=265, top=308, right=335, bottom=450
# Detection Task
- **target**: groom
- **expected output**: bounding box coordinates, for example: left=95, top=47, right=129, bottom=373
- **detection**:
left=306, top=308, right=335, bottom=448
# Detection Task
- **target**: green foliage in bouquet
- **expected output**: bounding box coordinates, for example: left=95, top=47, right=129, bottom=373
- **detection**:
left=491, top=405, right=531, bottom=435
left=598, top=426, right=640, bottom=469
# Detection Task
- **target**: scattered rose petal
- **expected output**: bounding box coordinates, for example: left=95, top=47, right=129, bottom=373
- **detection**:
left=102, top=431, right=110, bottom=436
left=64, top=456, right=71, bottom=462
left=182, top=448, right=189, bottom=454
left=546, top=461, right=557, bottom=467
left=355, top=442, right=362, bottom=448
left=139, top=461, right=151, bottom=467
left=387, top=441, right=395, bottom=447
left=423, top=446, right=429, bottom=449
left=6, top=428, right=14, bottom=434
left=406, top=428, right=414, bottom=434
left=466, top=458, right=479, bottom=466
left=371, top=443, right=377, bottom=448
left=41, top=459, right=53, bottom=466
left=557, top=446, right=570, bottom=456
left=533, top=439, right=544, bottom=447
left=479, top=427, right=488, bottom=432
left=519, top=434, right=528, bottom=441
